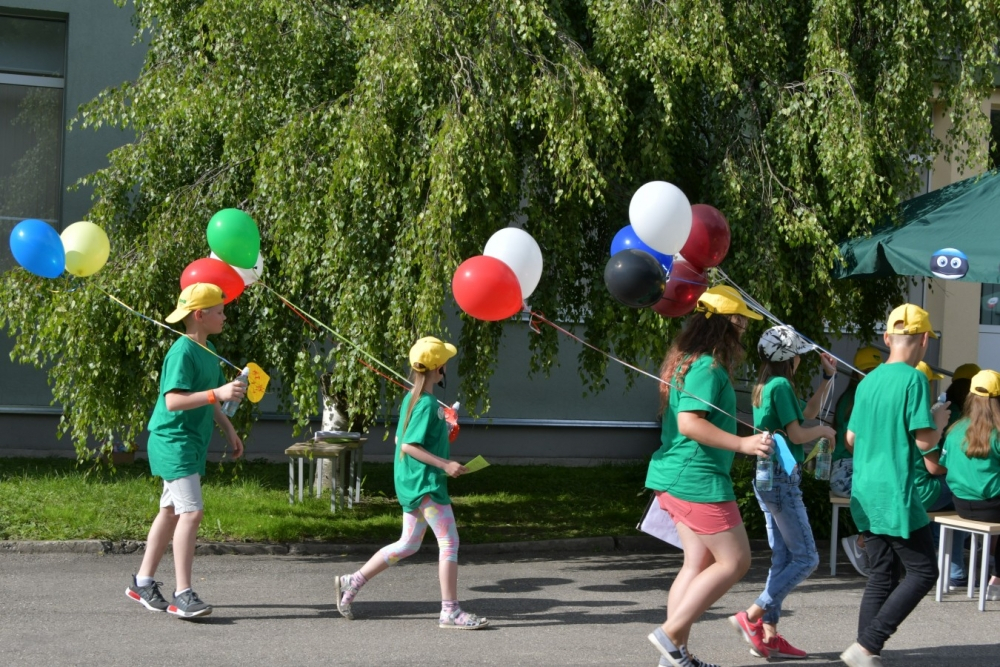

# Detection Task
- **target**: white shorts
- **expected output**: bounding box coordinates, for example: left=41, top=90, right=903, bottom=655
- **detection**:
left=160, top=474, right=204, bottom=514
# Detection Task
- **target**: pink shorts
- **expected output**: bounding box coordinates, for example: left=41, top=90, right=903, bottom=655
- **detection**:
left=655, top=490, right=743, bottom=535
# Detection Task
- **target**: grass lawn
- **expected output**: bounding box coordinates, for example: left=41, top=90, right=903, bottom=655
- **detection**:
left=0, top=458, right=652, bottom=544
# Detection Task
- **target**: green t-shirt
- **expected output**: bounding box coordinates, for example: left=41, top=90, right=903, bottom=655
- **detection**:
left=646, top=355, right=737, bottom=503
left=394, top=392, right=451, bottom=511
left=847, top=362, right=936, bottom=538
left=832, top=385, right=857, bottom=462
left=942, top=420, right=1000, bottom=501
left=146, top=337, right=226, bottom=481
left=753, top=376, right=806, bottom=465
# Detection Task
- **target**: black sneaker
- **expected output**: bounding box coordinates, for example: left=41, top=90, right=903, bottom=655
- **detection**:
left=167, top=589, right=212, bottom=619
left=125, top=575, right=169, bottom=612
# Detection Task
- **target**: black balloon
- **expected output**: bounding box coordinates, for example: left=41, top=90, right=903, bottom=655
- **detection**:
left=604, top=249, right=667, bottom=308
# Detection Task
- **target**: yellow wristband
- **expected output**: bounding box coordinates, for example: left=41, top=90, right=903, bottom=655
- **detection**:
left=206, top=390, right=217, bottom=405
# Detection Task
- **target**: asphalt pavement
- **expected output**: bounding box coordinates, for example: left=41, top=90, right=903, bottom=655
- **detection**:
left=1, top=545, right=997, bottom=666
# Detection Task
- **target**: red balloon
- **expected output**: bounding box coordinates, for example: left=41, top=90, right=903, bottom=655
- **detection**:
left=652, top=258, right=708, bottom=317
left=452, top=255, right=523, bottom=321
left=180, top=258, right=245, bottom=304
left=680, top=204, right=731, bottom=269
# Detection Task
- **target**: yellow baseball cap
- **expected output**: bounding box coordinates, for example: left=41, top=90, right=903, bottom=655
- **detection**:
left=970, top=370, right=1000, bottom=398
left=409, top=336, right=457, bottom=372
left=952, top=363, right=981, bottom=382
left=696, top=285, right=763, bottom=320
left=853, top=346, right=883, bottom=371
left=917, top=361, right=944, bottom=382
left=886, top=303, right=938, bottom=338
left=165, top=283, right=225, bottom=323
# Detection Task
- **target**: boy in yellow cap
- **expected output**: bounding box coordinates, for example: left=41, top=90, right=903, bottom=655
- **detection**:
left=839, top=305, right=950, bottom=667
left=125, top=283, right=247, bottom=619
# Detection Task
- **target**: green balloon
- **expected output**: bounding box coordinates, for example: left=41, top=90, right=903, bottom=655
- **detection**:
left=207, top=208, right=261, bottom=269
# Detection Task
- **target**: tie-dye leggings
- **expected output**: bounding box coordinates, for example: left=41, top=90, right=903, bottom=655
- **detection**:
left=377, top=495, right=459, bottom=564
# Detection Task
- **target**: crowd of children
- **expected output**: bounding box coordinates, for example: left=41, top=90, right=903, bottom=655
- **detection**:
left=125, top=284, right=1000, bottom=666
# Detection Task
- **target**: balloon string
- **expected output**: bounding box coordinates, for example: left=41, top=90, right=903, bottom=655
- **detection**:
left=255, top=280, right=449, bottom=408
left=527, top=310, right=762, bottom=434
left=715, top=268, right=868, bottom=378
left=97, top=287, right=241, bottom=371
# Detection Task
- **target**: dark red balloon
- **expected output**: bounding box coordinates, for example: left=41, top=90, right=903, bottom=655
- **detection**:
left=452, top=255, right=523, bottom=321
left=180, top=258, right=245, bottom=304
left=652, top=258, right=708, bottom=317
left=680, top=204, right=731, bottom=269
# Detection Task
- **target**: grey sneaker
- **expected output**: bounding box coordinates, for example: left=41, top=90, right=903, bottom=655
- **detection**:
left=125, top=575, right=169, bottom=612
left=839, top=642, right=883, bottom=666
left=661, top=656, right=719, bottom=667
left=842, top=536, right=870, bottom=577
left=167, top=589, right=212, bottom=619
left=334, top=574, right=356, bottom=620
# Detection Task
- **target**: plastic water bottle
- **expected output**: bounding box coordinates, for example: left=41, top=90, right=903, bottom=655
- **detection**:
left=221, top=366, right=250, bottom=417
left=755, top=456, right=773, bottom=491
left=931, top=392, right=947, bottom=412
left=814, top=437, right=831, bottom=481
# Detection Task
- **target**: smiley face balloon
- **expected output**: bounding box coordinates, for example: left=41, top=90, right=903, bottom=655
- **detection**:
left=930, top=248, right=969, bottom=280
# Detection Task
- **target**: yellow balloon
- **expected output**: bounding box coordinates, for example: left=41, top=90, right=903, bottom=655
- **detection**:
left=60, top=221, right=110, bottom=277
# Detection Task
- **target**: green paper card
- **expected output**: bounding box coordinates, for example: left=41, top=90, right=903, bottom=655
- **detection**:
left=464, top=455, right=490, bottom=473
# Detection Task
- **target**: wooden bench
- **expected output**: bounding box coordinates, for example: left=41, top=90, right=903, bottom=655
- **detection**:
left=829, top=493, right=851, bottom=576
left=934, top=513, right=1000, bottom=611
left=285, top=436, right=367, bottom=513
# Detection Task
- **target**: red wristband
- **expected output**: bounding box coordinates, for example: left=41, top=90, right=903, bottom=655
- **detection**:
left=206, top=390, right=217, bottom=405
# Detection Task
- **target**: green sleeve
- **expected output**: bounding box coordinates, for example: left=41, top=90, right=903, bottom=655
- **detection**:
left=906, top=374, right=936, bottom=434
left=772, top=379, right=805, bottom=431
left=676, top=361, right=725, bottom=415
left=399, top=394, right=435, bottom=446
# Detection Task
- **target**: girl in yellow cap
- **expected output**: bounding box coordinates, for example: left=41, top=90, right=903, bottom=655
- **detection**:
left=334, top=337, right=488, bottom=629
left=646, top=285, right=773, bottom=667
left=940, top=369, right=1000, bottom=601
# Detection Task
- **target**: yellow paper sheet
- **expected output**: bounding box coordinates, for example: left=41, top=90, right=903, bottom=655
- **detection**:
left=463, top=455, right=490, bottom=473
left=246, top=362, right=270, bottom=403
left=804, top=442, right=821, bottom=463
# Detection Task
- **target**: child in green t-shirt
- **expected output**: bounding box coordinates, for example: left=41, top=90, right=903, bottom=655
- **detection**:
left=729, top=325, right=836, bottom=660
left=835, top=346, right=883, bottom=577
left=334, top=337, right=488, bottom=630
left=940, top=369, right=1000, bottom=601
left=839, top=304, right=950, bottom=667
left=645, top=286, right=773, bottom=667
left=125, top=283, right=247, bottom=619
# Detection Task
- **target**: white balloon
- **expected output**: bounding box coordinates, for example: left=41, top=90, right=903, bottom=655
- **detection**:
left=629, top=181, right=692, bottom=256
left=483, top=227, right=543, bottom=299
left=211, top=250, right=263, bottom=286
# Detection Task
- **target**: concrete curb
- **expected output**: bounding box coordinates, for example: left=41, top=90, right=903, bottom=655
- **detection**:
left=0, top=536, right=819, bottom=556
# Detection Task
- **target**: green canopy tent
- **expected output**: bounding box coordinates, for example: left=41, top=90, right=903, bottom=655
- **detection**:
left=835, top=171, right=1000, bottom=284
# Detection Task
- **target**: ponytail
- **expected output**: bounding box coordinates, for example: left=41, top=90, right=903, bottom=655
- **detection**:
left=399, top=370, right=427, bottom=459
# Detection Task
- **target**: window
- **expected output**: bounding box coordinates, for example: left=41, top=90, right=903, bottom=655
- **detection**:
left=0, top=14, right=66, bottom=271
left=991, top=108, right=1000, bottom=170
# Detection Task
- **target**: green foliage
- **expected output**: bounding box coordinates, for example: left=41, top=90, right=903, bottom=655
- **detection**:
left=1, top=0, right=998, bottom=457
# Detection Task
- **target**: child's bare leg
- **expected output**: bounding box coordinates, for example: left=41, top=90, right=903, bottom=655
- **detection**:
left=172, top=510, right=203, bottom=592
left=137, top=506, right=179, bottom=579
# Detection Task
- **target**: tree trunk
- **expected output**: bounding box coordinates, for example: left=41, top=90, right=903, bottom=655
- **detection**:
left=315, top=374, right=350, bottom=492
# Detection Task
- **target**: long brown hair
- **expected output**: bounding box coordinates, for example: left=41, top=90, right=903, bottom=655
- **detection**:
left=400, top=369, right=429, bottom=444
left=752, top=358, right=795, bottom=408
left=659, top=312, right=746, bottom=415
left=955, top=394, right=1000, bottom=459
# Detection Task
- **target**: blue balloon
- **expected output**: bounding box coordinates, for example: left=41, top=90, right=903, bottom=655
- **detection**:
left=10, top=219, right=65, bottom=279
left=611, top=225, right=673, bottom=275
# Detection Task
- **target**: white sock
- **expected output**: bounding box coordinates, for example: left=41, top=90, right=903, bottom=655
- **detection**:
left=136, top=575, right=154, bottom=587
left=175, top=587, right=192, bottom=597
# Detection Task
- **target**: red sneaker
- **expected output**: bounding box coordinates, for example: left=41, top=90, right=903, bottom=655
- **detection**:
left=754, top=633, right=808, bottom=659
left=729, top=611, right=769, bottom=658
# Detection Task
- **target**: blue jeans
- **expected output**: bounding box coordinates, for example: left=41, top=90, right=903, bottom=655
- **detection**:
left=753, top=467, right=820, bottom=625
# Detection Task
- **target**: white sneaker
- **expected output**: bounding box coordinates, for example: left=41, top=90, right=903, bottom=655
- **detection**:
left=842, top=536, right=870, bottom=577
left=987, top=583, right=1000, bottom=602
